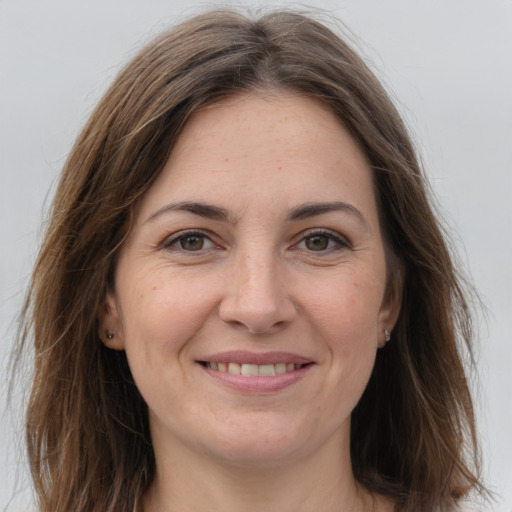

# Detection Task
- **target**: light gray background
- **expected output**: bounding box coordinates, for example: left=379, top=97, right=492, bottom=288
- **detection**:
left=1, top=1, right=510, bottom=510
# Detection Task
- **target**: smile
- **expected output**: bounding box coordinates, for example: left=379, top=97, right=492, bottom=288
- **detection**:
left=197, top=352, right=314, bottom=392
left=203, top=362, right=306, bottom=376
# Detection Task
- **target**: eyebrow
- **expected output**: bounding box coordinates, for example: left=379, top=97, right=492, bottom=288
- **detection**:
left=145, top=200, right=369, bottom=228
left=286, top=201, right=369, bottom=228
left=145, top=201, right=232, bottom=224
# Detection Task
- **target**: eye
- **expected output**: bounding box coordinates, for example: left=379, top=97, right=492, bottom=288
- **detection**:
left=304, top=234, right=331, bottom=251
left=296, top=230, right=349, bottom=252
left=162, top=231, right=216, bottom=252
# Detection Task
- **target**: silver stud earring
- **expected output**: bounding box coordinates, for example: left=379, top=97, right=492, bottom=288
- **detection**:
left=384, top=329, right=391, bottom=343
left=106, top=329, right=117, bottom=340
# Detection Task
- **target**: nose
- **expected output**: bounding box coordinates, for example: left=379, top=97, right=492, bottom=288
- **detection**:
left=219, top=250, right=298, bottom=334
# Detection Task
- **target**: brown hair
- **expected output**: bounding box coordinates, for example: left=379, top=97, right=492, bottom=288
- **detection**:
left=16, top=8, right=485, bottom=511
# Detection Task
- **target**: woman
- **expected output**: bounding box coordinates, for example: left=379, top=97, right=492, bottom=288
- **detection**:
left=17, top=8, right=486, bottom=512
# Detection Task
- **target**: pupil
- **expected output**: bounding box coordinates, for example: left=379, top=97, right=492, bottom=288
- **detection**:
left=181, top=236, right=204, bottom=251
left=306, top=235, right=328, bottom=251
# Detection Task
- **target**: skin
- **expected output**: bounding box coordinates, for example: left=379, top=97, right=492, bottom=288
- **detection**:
left=100, top=92, right=400, bottom=512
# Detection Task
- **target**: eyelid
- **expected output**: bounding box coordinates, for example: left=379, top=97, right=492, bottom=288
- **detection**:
left=158, top=227, right=350, bottom=253
left=294, top=228, right=351, bottom=251
left=160, top=229, right=217, bottom=251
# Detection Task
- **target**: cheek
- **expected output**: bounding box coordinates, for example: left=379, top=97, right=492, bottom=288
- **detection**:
left=120, top=258, right=196, bottom=322
left=117, top=277, right=217, bottom=416
left=310, top=274, right=383, bottom=337
left=305, top=274, right=383, bottom=385
left=117, top=267, right=219, bottom=375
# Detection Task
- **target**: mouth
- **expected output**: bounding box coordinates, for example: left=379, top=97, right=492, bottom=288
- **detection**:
left=198, top=361, right=311, bottom=376
left=196, top=352, right=314, bottom=392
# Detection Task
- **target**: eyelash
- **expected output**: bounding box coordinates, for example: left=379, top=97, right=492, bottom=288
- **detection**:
left=161, top=230, right=217, bottom=252
left=295, top=229, right=350, bottom=253
left=161, top=229, right=350, bottom=254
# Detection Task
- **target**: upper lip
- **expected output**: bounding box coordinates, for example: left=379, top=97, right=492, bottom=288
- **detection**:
left=198, top=351, right=314, bottom=365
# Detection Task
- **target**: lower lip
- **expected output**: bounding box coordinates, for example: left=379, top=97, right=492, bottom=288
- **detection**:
left=200, top=364, right=313, bottom=393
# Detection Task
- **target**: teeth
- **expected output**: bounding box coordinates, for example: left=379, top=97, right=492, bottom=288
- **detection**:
left=206, top=361, right=305, bottom=376
left=275, top=363, right=286, bottom=375
left=241, top=364, right=259, bottom=376
left=258, top=364, right=275, bottom=376
left=228, top=362, right=241, bottom=375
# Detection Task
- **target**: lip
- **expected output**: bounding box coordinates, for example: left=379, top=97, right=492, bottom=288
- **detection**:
left=197, top=351, right=315, bottom=393
left=198, top=350, right=314, bottom=366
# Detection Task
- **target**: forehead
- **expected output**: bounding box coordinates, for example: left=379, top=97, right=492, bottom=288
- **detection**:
left=135, top=92, right=378, bottom=226
left=173, top=91, right=364, bottom=166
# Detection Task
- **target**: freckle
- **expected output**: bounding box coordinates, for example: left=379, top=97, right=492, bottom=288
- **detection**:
left=152, top=286, right=156, bottom=291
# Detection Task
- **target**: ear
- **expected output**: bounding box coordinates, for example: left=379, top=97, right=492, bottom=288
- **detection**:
left=98, top=290, right=125, bottom=350
left=377, top=269, right=403, bottom=348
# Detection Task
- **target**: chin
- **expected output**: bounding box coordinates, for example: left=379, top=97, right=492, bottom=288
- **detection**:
left=207, top=438, right=304, bottom=468
left=197, top=411, right=343, bottom=468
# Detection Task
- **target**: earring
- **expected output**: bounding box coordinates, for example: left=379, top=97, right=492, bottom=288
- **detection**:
left=384, top=329, right=391, bottom=343
left=106, top=329, right=117, bottom=340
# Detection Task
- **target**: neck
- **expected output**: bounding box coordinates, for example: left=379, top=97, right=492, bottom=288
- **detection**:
left=143, top=432, right=379, bottom=512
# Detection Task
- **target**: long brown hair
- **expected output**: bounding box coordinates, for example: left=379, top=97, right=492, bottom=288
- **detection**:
left=16, top=8, right=485, bottom=511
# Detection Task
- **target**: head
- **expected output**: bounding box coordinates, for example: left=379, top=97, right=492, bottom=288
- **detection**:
left=22, top=8, right=482, bottom=511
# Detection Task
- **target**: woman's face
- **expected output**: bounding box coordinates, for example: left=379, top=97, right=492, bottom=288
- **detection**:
left=101, top=92, right=399, bottom=468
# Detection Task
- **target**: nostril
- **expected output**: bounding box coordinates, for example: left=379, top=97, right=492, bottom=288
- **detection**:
left=250, top=320, right=285, bottom=333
